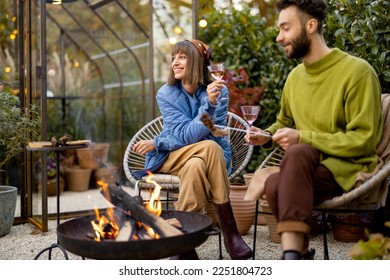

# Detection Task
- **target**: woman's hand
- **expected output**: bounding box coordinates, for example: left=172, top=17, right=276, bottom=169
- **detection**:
left=272, top=127, right=300, bottom=150
left=244, top=126, right=271, bottom=146
left=207, top=80, right=225, bottom=105
left=133, top=139, right=155, bottom=155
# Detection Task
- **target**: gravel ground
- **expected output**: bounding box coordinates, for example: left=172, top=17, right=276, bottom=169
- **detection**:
left=0, top=218, right=355, bottom=260
left=1, top=185, right=356, bottom=260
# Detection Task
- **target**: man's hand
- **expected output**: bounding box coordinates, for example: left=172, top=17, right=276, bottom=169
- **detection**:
left=133, top=139, right=155, bottom=155
left=244, top=126, right=271, bottom=146
left=272, top=127, right=300, bottom=150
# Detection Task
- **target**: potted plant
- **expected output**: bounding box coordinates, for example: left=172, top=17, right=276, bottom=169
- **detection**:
left=36, top=152, right=65, bottom=196
left=0, top=84, right=40, bottom=236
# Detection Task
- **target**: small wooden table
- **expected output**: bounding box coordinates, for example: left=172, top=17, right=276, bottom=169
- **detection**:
left=26, top=144, right=89, bottom=231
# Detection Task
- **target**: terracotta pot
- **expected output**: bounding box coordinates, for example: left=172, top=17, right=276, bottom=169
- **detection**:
left=76, top=143, right=109, bottom=170
left=39, top=176, right=65, bottom=196
left=329, top=212, right=374, bottom=242
left=243, top=173, right=267, bottom=225
left=204, top=202, right=218, bottom=225
left=243, top=173, right=254, bottom=186
left=260, top=200, right=281, bottom=243
left=229, top=184, right=256, bottom=235
left=256, top=206, right=267, bottom=226
left=94, top=164, right=119, bottom=185
left=66, top=166, right=92, bottom=192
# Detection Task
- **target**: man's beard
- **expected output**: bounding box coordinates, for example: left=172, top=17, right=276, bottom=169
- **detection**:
left=287, top=28, right=311, bottom=59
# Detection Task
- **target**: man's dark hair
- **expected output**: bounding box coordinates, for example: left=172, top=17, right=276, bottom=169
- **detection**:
left=276, top=0, right=327, bottom=33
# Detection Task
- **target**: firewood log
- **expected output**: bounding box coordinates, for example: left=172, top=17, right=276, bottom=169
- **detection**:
left=101, top=185, right=183, bottom=238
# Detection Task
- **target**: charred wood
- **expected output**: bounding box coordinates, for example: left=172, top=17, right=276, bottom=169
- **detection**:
left=101, top=185, right=183, bottom=238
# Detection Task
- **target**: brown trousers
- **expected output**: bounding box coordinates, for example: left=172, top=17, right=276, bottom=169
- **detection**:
left=264, top=144, right=343, bottom=236
left=157, top=140, right=230, bottom=212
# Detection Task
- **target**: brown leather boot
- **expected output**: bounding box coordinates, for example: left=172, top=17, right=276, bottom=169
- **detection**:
left=213, top=201, right=253, bottom=260
left=169, top=249, right=199, bottom=260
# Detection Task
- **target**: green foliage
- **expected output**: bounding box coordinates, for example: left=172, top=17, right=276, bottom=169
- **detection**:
left=348, top=221, right=390, bottom=260
left=224, top=67, right=266, bottom=116
left=199, top=1, right=389, bottom=172
left=199, top=5, right=296, bottom=171
left=325, top=0, right=390, bottom=93
left=0, top=86, right=41, bottom=171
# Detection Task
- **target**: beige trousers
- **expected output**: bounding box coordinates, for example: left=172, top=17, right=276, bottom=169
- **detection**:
left=157, top=140, right=230, bottom=212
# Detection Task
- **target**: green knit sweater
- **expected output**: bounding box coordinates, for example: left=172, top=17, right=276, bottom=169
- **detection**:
left=267, top=48, right=383, bottom=191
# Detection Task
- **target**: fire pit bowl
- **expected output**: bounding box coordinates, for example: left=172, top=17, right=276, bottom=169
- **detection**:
left=57, top=210, right=212, bottom=260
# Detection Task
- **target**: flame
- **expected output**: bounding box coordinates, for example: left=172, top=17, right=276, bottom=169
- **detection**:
left=144, top=172, right=162, bottom=217
left=97, top=180, right=110, bottom=201
left=143, top=225, right=160, bottom=239
left=91, top=176, right=163, bottom=241
left=92, top=180, right=119, bottom=241
left=91, top=207, right=119, bottom=241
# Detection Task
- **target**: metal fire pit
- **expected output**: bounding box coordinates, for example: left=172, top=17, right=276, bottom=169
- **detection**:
left=57, top=210, right=212, bottom=260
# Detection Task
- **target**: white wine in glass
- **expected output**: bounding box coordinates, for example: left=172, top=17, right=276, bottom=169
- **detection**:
left=241, top=105, right=261, bottom=128
left=241, top=105, right=261, bottom=145
left=207, top=63, right=227, bottom=101
left=207, top=63, right=225, bottom=81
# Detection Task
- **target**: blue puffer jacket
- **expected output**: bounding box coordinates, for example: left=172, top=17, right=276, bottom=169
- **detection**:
left=131, top=82, right=232, bottom=179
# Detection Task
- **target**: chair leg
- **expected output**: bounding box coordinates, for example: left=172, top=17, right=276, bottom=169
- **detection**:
left=252, top=200, right=259, bottom=260
left=321, top=211, right=329, bottom=260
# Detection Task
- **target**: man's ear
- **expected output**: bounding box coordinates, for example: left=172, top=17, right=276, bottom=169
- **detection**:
left=306, top=18, right=318, bottom=34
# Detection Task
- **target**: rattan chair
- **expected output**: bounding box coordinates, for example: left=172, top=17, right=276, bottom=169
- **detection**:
left=123, top=111, right=254, bottom=259
left=252, top=93, right=390, bottom=260
left=123, top=112, right=253, bottom=190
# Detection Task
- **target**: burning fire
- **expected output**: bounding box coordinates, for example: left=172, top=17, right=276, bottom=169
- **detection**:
left=145, top=171, right=162, bottom=216
left=91, top=207, right=119, bottom=241
left=92, top=177, right=163, bottom=241
left=91, top=180, right=119, bottom=241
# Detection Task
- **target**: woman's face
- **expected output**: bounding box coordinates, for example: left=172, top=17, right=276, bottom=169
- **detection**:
left=171, top=51, right=188, bottom=81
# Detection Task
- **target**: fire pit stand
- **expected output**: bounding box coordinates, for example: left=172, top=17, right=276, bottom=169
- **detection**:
left=33, top=183, right=214, bottom=260
left=34, top=243, right=69, bottom=260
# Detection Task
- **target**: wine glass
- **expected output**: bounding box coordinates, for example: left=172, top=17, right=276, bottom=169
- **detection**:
left=241, top=105, right=261, bottom=128
left=208, top=63, right=225, bottom=81
left=207, top=63, right=227, bottom=101
left=241, top=105, right=261, bottom=145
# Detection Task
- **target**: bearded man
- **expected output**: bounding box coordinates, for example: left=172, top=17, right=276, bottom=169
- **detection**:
left=246, top=0, right=383, bottom=260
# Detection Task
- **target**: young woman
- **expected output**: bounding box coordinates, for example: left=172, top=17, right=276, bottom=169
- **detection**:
left=132, top=39, right=252, bottom=260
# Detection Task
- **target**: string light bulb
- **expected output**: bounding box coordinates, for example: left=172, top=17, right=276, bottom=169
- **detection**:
left=199, top=18, right=207, bottom=28
left=168, top=37, right=177, bottom=45
left=173, top=26, right=182, bottom=34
